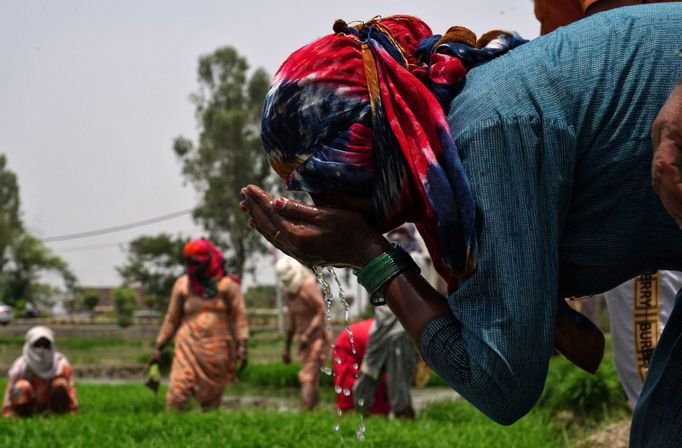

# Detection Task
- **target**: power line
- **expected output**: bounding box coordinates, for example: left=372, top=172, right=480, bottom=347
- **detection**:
left=49, top=241, right=128, bottom=253
left=41, top=208, right=194, bottom=243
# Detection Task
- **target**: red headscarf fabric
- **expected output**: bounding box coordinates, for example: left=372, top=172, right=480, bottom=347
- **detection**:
left=183, top=238, right=225, bottom=297
left=261, top=15, right=525, bottom=289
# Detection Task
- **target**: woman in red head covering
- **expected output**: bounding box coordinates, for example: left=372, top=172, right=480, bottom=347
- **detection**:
left=242, top=8, right=682, bottom=443
left=148, top=238, right=249, bottom=411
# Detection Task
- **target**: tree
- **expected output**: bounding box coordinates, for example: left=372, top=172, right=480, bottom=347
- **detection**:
left=0, top=155, right=77, bottom=309
left=83, top=290, right=100, bottom=314
left=0, top=233, right=77, bottom=308
left=112, top=287, right=138, bottom=328
left=0, top=155, right=23, bottom=274
left=117, top=233, right=186, bottom=311
left=173, top=46, right=273, bottom=279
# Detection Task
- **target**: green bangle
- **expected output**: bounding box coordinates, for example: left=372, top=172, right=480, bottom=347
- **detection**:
left=354, top=242, right=420, bottom=306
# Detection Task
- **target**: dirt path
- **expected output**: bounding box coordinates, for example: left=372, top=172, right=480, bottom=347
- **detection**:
left=574, top=420, right=630, bottom=448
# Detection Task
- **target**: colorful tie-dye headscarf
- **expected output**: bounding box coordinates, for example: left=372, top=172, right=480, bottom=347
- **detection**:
left=184, top=238, right=225, bottom=297
left=261, top=15, right=525, bottom=288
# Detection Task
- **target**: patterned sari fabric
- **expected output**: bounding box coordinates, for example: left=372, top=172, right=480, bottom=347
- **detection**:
left=157, top=275, right=249, bottom=410
left=158, top=240, right=248, bottom=410
left=261, top=15, right=525, bottom=288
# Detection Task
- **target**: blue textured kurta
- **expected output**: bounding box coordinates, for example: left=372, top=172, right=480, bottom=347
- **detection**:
left=419, top=4, right=682, bottom=427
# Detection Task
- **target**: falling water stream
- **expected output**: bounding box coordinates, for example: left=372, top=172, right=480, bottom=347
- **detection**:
left=314, top=266, right=366, bottom=442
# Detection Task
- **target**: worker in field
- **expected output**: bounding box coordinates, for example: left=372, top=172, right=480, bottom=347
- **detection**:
left=148, top=238, right=249, bottom=411
left=276, top=256, right=331, bottom=410
left=2, top=326, right=78, bottom=417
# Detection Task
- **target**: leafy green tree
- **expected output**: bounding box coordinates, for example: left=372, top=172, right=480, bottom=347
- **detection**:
left=0, top=154, right=23, bottom=274
left=112, top=287, right=138, bottom=328
left=173, top=46, right=272, bottom=278
left=0, top=233, right=77, bottom=308
left=117, top=233, right=186, bottom=311
left=83, top=290, right=100, bottom=314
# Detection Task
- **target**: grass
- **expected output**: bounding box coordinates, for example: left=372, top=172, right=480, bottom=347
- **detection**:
left=0, top=330, right=632, bottom=446
left=0, top=337, right=150, bottom=367
left=0, top=343, right=631, bottom=447
left=0, top=382, right=561, bottom=448
left=0, top=331, right=294, bottom=368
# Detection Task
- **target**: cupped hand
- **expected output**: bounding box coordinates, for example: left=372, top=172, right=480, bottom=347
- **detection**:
left=240, top=185, right=390, bottom=269
left=652, top=82, right=682, bottom=227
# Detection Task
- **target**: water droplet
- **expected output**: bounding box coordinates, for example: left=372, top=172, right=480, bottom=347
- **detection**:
left=315, top=267, right=369, bottom=440
left=358, top=398, right=365, bottom=407
left=356, top=416, right=366, bottom=441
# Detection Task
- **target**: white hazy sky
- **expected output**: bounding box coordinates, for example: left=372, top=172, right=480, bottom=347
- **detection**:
left=0, top=1, right=540, bottom=288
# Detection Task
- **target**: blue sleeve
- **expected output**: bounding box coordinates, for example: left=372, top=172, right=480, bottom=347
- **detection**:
left=420, top=116, right=576, bottom=424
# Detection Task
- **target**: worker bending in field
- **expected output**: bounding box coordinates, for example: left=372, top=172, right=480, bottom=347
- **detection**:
left=276, top=256, right=331, bottom=410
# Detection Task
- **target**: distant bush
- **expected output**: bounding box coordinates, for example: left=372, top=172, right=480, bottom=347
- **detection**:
left=112, top=288, right=138, bottom=328
left=537, top=351, right=628, bottom=419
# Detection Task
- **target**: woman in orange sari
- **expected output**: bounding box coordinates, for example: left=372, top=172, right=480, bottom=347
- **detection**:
left=148, top=238, right=249, bottom=411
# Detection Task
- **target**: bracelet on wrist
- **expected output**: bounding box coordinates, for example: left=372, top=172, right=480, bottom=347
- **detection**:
left=353, top=242, right=420, bottom=306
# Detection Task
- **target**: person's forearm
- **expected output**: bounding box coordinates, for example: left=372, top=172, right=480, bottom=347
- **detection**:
left=381, top=269, right=452, bottom=348
left=365, top=250, right=551, bottom=424
left=155, top=339, right=168, bottom=351
left=356, top=239, right=451, bottom=347
left=155, top=324, right=177, bottom=351
left=303, top=313, right=324, bottom=341
left=284, top=330, right=294, bottom=351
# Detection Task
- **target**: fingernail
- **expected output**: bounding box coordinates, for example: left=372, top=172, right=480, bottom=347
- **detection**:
left=239, top=202, right=249, bottom=213
left=248, top=219, right=256, bottom=229
left=240, top=188, right=247, bottom=199
left=274, top=197, right=287, bottom=209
